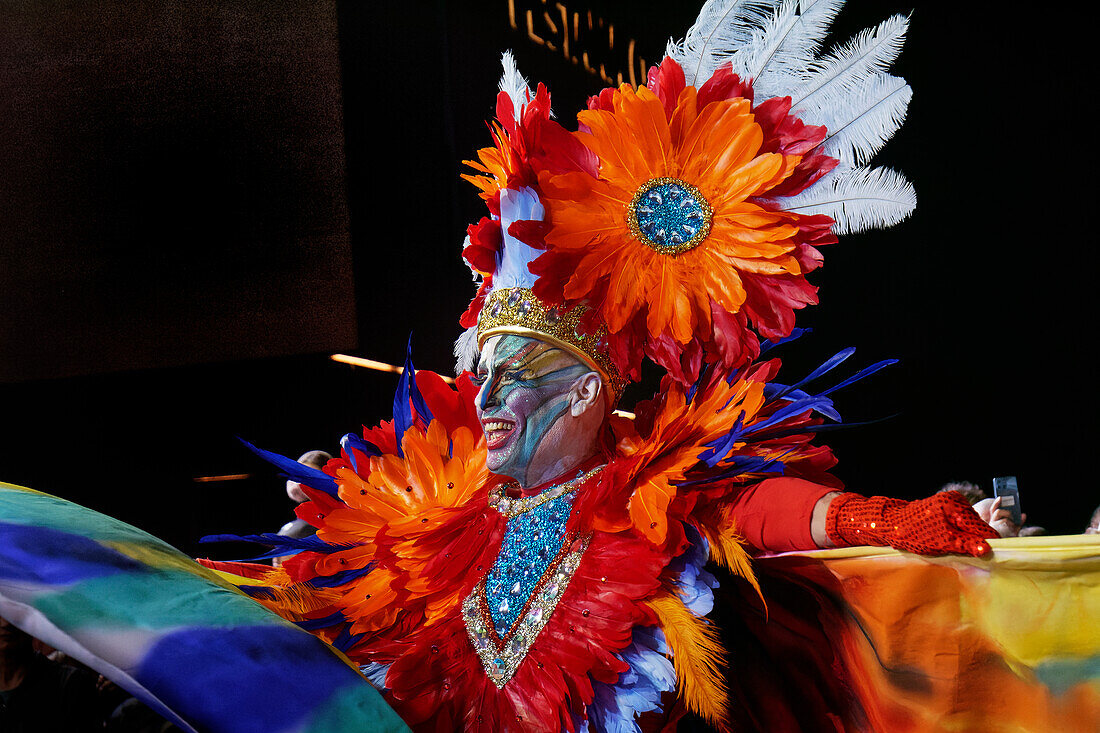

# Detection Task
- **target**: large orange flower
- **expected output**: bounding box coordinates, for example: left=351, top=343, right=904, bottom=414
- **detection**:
left=531, top=59, right=836, bottom=383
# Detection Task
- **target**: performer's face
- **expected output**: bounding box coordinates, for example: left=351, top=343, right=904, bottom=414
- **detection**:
left=474, top=335, right=592, bottom=485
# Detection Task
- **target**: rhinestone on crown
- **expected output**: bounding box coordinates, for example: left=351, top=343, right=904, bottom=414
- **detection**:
left=628, top=177, right=713, bottom=256
left=476, top=287, right=628, bottom=400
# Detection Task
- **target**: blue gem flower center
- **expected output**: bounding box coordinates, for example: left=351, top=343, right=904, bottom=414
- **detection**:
left=629, top=177, right=712, bottom=255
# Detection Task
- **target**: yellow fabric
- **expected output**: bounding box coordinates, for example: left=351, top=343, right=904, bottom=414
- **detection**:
left=757, top=535, right=1100, bottom=732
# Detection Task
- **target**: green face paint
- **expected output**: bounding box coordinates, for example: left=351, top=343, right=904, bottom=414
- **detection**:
left=474, top=335, right=592, bottom=486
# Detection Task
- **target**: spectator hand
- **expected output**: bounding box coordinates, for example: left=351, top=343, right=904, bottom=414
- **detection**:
left=825, top=491, right=1000, bottom=557
left=973, top=496, right=1024, bottom=538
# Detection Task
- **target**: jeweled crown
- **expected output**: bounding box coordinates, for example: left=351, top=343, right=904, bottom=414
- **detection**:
left=476, top=287, right=628, bottom=402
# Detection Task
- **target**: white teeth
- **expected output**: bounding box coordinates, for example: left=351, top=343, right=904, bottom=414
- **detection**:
left=484, top=421, right=514, bottom=432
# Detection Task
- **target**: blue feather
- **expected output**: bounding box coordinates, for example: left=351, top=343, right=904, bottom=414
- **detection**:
left=340, top=433, right=381, bottom=474
left=238, top=439, right=339, bottom=498
left=739, top=396, right=835, bottom=437
left=746, top=414, right=901, bottom=442
left=200, top=533, right=331, bottom=550
left=406, top=359, right=433, bottom=428
left=331, top=623, right=366, bottom=653
left=669, top=527, right=719, bottom=615
left=304, top=565, right=372, bottom=589
left=758, top=327, right=810, bottom=355
left=393, top=338, right=434, bottom=458
left=686, top=362, right=713, bottom=406
left=587, top=626, right=677, bottom=732
left=294, top=612, right=345, bottom=631
left=764, top=383, right=842, bottom=421
left=676, top=454, right=791, bottom=487
left=359, top=662, right=391, bottom=691
left=198, top=533, right=345, bottom=562
left=697, top=411, right=747, bottom=467
left=820, top=358, right=898, bottom=395
left=770, top=347, right=855, bottom=400
left=699, top=394, right=832, bottom=467
left=697, top=454, right=791, bottom=484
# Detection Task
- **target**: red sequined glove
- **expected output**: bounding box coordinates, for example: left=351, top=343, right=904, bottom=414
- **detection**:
left=825, top=491, right=999, bottom=557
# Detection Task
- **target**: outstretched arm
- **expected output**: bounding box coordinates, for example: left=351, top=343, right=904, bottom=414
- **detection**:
left=731, top=479, right=998, bottom=556
left=819, top=490, right=999, bottom=556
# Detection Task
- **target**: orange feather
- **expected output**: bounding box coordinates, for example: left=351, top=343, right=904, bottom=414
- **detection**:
left=698, top=519, right=763, bottom=605
left=647, top=593, right=731, bottom=732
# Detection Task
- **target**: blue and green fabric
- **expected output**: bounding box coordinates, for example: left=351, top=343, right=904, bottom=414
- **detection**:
left=0, top=481, right=409, bottom=733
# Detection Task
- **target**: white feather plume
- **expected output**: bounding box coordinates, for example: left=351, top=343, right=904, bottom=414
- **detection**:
left=454, top=325, right=480, bottom=375
left=493, top=187, right=544, bottom=289
left=665, top=0, right=783, bottom=87
left=665, top=2, right=915, bottom=236
left=737, top=0, right=846, bottom=99
left=498, top=51, right=532, bottom=124
left=452, top=58, right=543, bottom=375
left=815, top=73, right=911, bottom=167
left=787, top=14, right=909, bottom=119
left=780, top=165, right=916, bottom=235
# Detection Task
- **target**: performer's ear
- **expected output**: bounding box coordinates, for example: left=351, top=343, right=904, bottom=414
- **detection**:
left=569, top=372, right=604, bottom=417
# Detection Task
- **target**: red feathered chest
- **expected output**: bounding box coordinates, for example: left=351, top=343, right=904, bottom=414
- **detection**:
left=377, top=469, right=668, bottom=732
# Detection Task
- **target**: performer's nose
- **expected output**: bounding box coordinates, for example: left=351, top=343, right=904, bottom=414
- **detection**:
left=477, top=379, right=498, bottom=411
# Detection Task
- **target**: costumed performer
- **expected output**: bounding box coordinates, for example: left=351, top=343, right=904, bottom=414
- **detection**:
left=200, top=2, right=1008, bottom=730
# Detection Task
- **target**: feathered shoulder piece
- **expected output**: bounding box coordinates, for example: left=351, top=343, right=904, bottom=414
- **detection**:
left=202, top=355, right=506, bottom=664
left=580, top=334, right=894, bottom=557
left=457, top=1, right=915, bottom=390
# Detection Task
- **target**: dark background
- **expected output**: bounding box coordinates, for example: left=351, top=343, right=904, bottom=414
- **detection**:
left=0, top=0, right=1095, bottom=554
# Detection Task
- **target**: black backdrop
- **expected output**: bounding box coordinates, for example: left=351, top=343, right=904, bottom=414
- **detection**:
left=0, top=0, right=1095, bottom=554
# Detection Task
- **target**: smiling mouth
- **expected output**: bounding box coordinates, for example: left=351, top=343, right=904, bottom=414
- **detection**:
left=482, top=419, right=516, bottom=449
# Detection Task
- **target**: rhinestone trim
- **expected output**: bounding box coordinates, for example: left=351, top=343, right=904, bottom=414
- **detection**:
left=487, top=465, right=604, bottom=519
left=476, top=287, right=628, bottom=401
left=463, top=533, right=591, bottom=688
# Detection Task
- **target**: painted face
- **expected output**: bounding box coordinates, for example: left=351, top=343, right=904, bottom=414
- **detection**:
left=474, top=334, right=592, bottom=485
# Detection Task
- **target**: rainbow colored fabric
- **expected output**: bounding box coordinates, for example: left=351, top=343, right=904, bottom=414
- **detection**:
left=724, top=537, right=1100, bottom=732
left=0, top=481, right=409, bottom=733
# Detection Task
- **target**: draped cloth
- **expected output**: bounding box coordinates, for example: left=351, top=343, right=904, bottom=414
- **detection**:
left=0, top=482, right=409, bottom=733
left=720, top=537, right=1100, bottom=733
left=3, top=478, right=1098, bottom=732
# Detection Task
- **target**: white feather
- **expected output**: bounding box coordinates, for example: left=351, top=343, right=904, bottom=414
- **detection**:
left=788, top=14, right=909, bottom=122
left=498, top=51, right=532, bottom=123
left=665, top=0, right=783, bottom=87
left=817, top=73, right=911, bottom=166
left=493, top=187, right=543, bottom=289
left=778, top=165, right=916, bottom=235
left=747, top=0, right=846, bottom=99
left=454, top=326, right=480, bottom=375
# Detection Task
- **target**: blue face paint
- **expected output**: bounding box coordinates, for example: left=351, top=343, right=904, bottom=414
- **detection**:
left=474, top=335, right=591, bottom=486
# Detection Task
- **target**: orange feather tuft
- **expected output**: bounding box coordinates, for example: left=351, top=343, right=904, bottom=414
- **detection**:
left=698, top=519, right=763, bottom=605
left=247, top=570, right=344, bottom=622
left=647, top=593, right=731, bottom=732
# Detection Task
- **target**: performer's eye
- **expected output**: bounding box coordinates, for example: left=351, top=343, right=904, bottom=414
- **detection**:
left=471, top=373, right=487, bottom=386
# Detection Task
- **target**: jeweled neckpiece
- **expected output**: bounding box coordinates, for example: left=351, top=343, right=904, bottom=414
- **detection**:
left=464, top=465, right=602, bottom=687
left=628, top=176, right=713, bottom=255
left=486, top=464, right=603, bottom=519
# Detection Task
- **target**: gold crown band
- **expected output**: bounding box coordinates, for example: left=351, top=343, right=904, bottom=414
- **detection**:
left=476, top=287, right=628, bottom=402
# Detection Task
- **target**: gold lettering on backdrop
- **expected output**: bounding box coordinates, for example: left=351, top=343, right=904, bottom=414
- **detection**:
left=507, top=0, right=648, bottom=87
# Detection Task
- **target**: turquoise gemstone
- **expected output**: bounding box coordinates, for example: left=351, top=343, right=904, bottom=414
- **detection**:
left=634, top=180, right=708, bottom=250
left=484, top=490, right=576, bottom=635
